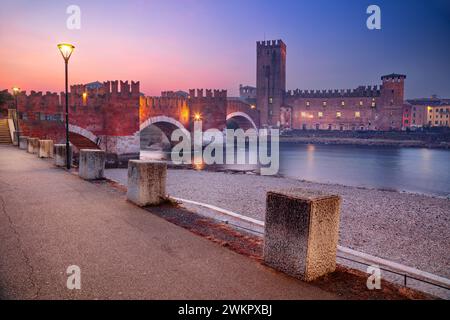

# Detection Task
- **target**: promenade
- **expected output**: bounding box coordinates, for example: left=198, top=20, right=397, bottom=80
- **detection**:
left=0, top=145, right=337, bottom=300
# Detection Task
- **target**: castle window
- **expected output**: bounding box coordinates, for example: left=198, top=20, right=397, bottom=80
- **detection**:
left=301, top=112, right=307, bottom=118
left=359, top=101, right=363, bottom=106
left=341, top=101, right=345, bottom=106
left=323, top=101, right=327, bottom=107
left=336, top=112, right=342, bottom=118
left=318, top=112, right=323, bottom=118
left=306, top=101, right=310, bottom=107
left=269, top=97, right=273, bottom=104
left=355, top=111, right=361, bottom=118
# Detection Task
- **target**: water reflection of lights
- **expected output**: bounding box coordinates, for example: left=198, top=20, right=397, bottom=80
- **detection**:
left=307, top=144, right=316, bottom=152
left=193, top=162, right=205, bottom=170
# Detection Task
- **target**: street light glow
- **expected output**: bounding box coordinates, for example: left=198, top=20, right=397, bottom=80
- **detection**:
left=194, top=113, right=201, bottom=121
left=57, top=43, right=75, bottom=62
left=12, top=87, right=20, bottom=95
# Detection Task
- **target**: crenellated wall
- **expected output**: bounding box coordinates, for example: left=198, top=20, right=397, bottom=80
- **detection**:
left=15, top=80, right=140, bottom=159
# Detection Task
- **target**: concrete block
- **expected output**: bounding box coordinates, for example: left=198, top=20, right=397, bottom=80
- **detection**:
left=38, top=140, right=54, bottom=158
left=79, top=149, right=106, bottom=180
left=54, top=144, right=73, bottom=167
left=263, top=189, right=341, bottom=281
left=27, top=138, right=39, bottom=154
left=19, top=136, right=29, bottom=150
left=127, top=160, right=167, bottom=206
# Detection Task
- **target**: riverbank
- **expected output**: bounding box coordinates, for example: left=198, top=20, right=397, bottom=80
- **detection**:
left=280, top=136, right=450, bottom=148
left=280, top=130, right=450, bottom=149
left=106, top=168, right=450, bottom=279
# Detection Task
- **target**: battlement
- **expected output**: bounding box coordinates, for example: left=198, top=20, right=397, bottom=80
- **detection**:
left=381, top=73, right=406, bottom=82
left=141, top=96, right=187, bottom=110
left=188, top=89, right=227, bottom=99
left=257, top=39, right=286, bottom=49
left=286, top=85, right=381, bottom=98
left=70, top=80, right=140, bottom=97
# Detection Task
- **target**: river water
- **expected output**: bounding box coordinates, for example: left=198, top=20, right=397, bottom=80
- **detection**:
left=141, top=143, right=450, bottom=197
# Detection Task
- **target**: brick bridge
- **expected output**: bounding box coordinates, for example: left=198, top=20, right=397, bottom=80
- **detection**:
left=9, top=80, right=259, bottom=165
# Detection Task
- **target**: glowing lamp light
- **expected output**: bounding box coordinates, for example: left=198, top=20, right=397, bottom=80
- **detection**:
left=57, top=43, right=75, bottom=62
left=12, top=87, right=20, bottom=95
left=250, top=105, right=256, bottom=109
left=194, top=113, right=201, bottom=121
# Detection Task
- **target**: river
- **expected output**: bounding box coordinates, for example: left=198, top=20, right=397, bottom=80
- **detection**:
left=141, top=143, right=450, bottom=197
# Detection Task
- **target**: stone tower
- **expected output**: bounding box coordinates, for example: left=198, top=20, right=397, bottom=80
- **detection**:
left=256, top=40, right=286, bottom=128
left=378, top=73, right=406, bottom=130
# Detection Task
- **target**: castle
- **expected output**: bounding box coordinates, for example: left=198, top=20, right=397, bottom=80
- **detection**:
left=253, top=40, right=406, bottom=131
left=1, top=38, right=419, bottom=165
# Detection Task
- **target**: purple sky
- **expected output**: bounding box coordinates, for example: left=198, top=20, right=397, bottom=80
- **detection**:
left=1, top=0, right=449, bottom=98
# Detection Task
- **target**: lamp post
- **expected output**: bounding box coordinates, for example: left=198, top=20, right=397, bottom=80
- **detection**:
left=12, top=87, right=20, bottom=147
left=57, top=43, right=75, bottom=169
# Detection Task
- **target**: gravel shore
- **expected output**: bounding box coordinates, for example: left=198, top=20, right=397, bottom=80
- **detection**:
left=106, top=168, right=450, bottom=278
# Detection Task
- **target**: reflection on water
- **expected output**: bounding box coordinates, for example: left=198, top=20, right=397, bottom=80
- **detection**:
left=141, top=143, right=450, bottom=196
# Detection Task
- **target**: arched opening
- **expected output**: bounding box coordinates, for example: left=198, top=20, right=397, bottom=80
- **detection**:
left=68, top=124, right=100, bottom=151
left=226, top=112, right=258, bottom=131
left=140, top=116, right=189, bottom=151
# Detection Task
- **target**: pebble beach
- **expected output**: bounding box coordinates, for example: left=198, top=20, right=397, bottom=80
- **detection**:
left=106, top=168, right=450, bottom=279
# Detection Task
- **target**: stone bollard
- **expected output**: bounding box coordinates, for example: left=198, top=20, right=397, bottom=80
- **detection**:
left=38, top=140, right=54, bottom=158
left=263, top=189, right=341, bottom=282
left=78, top=149, right=106, bottom=180
left=54, top=144, right=73, bottom=167
left=127, top=160, right=167, bottom=206
left=19, top=136, right=29, bottom=150
left=27, top=138, right=39, bottom=154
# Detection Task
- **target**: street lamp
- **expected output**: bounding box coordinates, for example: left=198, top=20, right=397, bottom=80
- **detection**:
left=12, top=87, right=20, bottom=147
left=57, top=43, right=75, bottom=169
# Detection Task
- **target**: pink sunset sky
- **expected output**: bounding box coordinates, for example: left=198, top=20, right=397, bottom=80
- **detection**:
left=1, top=0, right=449, bottom=98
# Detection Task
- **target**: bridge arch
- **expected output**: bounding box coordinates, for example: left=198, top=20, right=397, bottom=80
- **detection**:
left=140, top=116, right=190, bottom=150
left=140, top=116, right=190, bottom=137
left=226, top=112, right=258, bottom=131
left=68, top=124, right=101, bottom=150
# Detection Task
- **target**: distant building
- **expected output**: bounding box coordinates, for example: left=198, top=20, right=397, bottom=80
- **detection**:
left=404, top=98, right=450, bottom=129
left=239, top=85, right=257, bottom=100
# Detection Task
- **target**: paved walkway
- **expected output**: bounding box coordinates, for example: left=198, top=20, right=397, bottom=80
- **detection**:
left=0, top=145, right=337, bottom=299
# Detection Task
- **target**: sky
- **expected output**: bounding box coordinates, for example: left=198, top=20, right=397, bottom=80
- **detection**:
left=0, top=0, right=449, bottom=98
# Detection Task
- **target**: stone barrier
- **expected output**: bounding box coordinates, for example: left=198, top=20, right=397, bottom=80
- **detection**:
left=38, top=140, right=54, bottom=158
left=54, top=144, right=73, bottom=167
left=127, top=160, right=167, bottom=206
left=27, top=138, right=39, bottom=154
left=19, top=136, right=29, bottom=150
left=79, top=149, right=106, bottom=180
left=263, top=189, right=341, bottom=282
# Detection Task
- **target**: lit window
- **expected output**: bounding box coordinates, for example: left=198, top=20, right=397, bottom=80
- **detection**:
left=306, top=101, right=310, bottom=107
left=336, top=112, right=342, bottom=118
left=323, top=101, right=327, bottom=107
left=301, top=112, right=307, bottom=118
left=318, top=112, right=323, bottom=118
left=359, top=101, right=363, bottom=106
left=269, top=97, right=273, bottom=104
left=355, top=111, right=361, bottom=118
left=341, top=101, right=345, bottom=106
